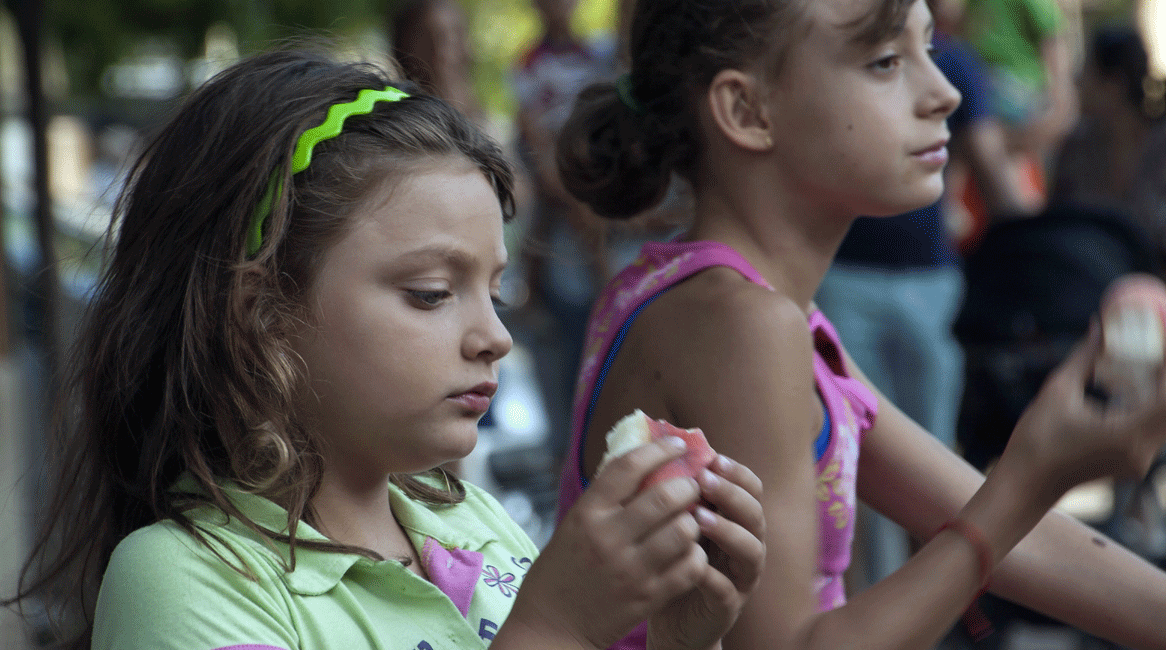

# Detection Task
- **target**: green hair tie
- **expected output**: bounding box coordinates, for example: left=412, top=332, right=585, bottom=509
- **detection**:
left=247, top=85, right=410, bottom=256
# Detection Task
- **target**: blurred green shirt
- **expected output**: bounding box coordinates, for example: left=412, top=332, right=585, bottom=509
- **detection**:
left=964, top=0, right=1064, bottom=122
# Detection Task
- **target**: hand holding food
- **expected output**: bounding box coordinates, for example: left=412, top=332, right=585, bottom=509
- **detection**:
left=599, top=409, right=717, bottom=490
left=1094, top=273, right=1166, bottom=408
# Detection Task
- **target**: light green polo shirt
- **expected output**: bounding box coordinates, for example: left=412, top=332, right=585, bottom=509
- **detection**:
left=92, top=477, right=540, bottom=649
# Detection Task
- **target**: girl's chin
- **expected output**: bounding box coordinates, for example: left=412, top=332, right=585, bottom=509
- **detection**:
left=868, top=188, right=945, bottom=217
left=439, top=428, right=480, bottom=465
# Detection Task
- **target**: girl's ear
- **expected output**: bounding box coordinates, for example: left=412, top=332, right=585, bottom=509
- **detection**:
left=706, top=68, right=774, bottom=152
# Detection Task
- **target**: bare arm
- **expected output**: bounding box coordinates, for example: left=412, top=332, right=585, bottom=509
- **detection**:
left=856, top=348, right=1166, bottom=650
left=654, top=281, right=1166, bottom=650
left=657, top=285, right=1006, bottom=649
left=1017, top=33, right=1079, bottom=157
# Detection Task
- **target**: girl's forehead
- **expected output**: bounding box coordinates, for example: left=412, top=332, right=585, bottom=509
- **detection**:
left=808, top=0, right=888, bottom=26
left=800, top=0, right=921, bottom=51
left=351, top=166, right=504, bottom=246
left=791, top=1, right=876, bottom=55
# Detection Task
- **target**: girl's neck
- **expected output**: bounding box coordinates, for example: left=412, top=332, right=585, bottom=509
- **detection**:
left=687, top=160, right=850, bottom=312
left=311, top=469, right=422, bottom=572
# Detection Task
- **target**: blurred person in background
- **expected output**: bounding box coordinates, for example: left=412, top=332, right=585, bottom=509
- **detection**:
left=961, top=0, right=1079, bottom=203
left=954, top=23, right=1165, bottom=482
left=1048, top=22, right=1166, bottom=563
left=391, top=0, right=533, bottom=187
left=949, top=25, right=1166, bottom=643
left=513, top=0, right=617, bottom=464
left=392, top=0, right=484, bottom=125
left=1049, top=24, right=1166, bottom=270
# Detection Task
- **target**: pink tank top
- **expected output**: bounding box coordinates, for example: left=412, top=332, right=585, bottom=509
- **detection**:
left=556, top=240, right=877, bottom=649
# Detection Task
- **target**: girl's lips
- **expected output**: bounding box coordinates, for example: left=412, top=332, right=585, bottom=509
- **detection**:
left=913, top=142, right=949, bottom=168
left=448, top=382, right=496, bottom=414
left=449, top=392, right=492, bottom=413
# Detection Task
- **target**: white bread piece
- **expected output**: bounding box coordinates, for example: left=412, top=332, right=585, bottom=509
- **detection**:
left=597, top=409, right=652, bottom=474
left=1096, top=305, right=1165, bottom=407
left=1103, top=306, right=1165, bottom=364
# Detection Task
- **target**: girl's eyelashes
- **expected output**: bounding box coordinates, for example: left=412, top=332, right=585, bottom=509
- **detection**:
left=404, top=288, right=510, bottom=311
left=868, top=53, right=902, bottom=74
left=407, top=289, right=452, bottom=308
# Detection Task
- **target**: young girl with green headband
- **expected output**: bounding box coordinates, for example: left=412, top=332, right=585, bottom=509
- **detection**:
left=4, top=49, right=764, bottom=650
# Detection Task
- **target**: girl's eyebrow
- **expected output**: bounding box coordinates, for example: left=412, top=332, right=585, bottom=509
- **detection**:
left=396, top=244, right=475, bottom=269
left=845, top=12, right=929, bottom=48
left=394, top=244, right=507, bottom=273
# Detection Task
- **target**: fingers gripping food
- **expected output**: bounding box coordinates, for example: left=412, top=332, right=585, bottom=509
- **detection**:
left=599, top=409, right=717, bottom=489
left=1094, top=274, right=1166, bottom=408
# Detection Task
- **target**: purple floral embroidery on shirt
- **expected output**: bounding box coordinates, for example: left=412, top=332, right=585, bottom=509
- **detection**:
left=510, top=556, right=532, bottom=575
left=481, top=564, right=519, bottom=597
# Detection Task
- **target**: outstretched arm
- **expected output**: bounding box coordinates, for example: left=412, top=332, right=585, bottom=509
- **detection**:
left=863, top=399, right=1166, bottom=648
left=652, top=280, right=1166, bottom=650
left=855, top=343, right=1166, bottom=650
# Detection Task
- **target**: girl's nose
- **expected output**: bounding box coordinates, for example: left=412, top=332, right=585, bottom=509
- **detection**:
left=922, top=60, right=962, bottom=120
left=464, top=298, right=513, bottom=363
left=918, top=51, right=965, bottom=119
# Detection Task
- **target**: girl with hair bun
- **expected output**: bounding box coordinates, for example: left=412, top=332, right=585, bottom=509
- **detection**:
left=556, top=1, right=1166, bottom=648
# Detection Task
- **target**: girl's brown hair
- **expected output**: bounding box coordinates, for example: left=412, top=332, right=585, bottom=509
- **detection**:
left=5, top=47, right=514, bottom=647
left=556, top=0, right=915, bottom=219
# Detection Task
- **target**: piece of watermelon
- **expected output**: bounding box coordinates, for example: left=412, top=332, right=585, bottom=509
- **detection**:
left=599, top=409, right=717, bottom=490
left=1095, top=273, right=1166, bottom=407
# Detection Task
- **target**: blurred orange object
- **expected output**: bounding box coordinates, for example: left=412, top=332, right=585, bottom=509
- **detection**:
left=951, top=154, right=1047, bottom=254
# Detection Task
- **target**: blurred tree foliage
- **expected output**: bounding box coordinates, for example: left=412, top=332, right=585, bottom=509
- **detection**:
left=41, top=0, right=388, bottom=96
left=462, top=0, right=617, bottom=117
left=25, top=0, right=615, bottom=117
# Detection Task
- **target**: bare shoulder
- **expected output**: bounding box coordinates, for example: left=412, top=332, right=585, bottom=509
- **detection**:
left=635, top=266, right=819, bottom=463
left=645, top=266, right=813, bottom=374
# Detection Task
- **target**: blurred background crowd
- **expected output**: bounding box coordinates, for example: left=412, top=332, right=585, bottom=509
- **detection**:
left=1, top=0, right=1165, bottom=647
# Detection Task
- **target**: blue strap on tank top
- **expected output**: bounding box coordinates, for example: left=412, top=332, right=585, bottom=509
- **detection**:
left=580, top=286, right=832, bottom=489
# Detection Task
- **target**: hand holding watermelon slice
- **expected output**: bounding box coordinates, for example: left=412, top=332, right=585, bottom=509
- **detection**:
left=1094, top=273, right=1166, bottom=408
left=598, top=409, right=718, bottom=490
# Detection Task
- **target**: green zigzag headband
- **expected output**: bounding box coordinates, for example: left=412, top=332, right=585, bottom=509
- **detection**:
left=247, top=85, right=410, bottom=256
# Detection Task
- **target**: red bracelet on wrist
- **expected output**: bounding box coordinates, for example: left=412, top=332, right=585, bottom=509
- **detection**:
left=937, top=517, right=994, bottom=589
left=936, top=517, right=995, bottom=641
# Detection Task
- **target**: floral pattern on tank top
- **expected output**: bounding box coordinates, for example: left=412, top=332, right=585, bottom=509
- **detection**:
left=808, top=310, right=877, bottom=610
left=812, top=394, right=861, bottom=609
